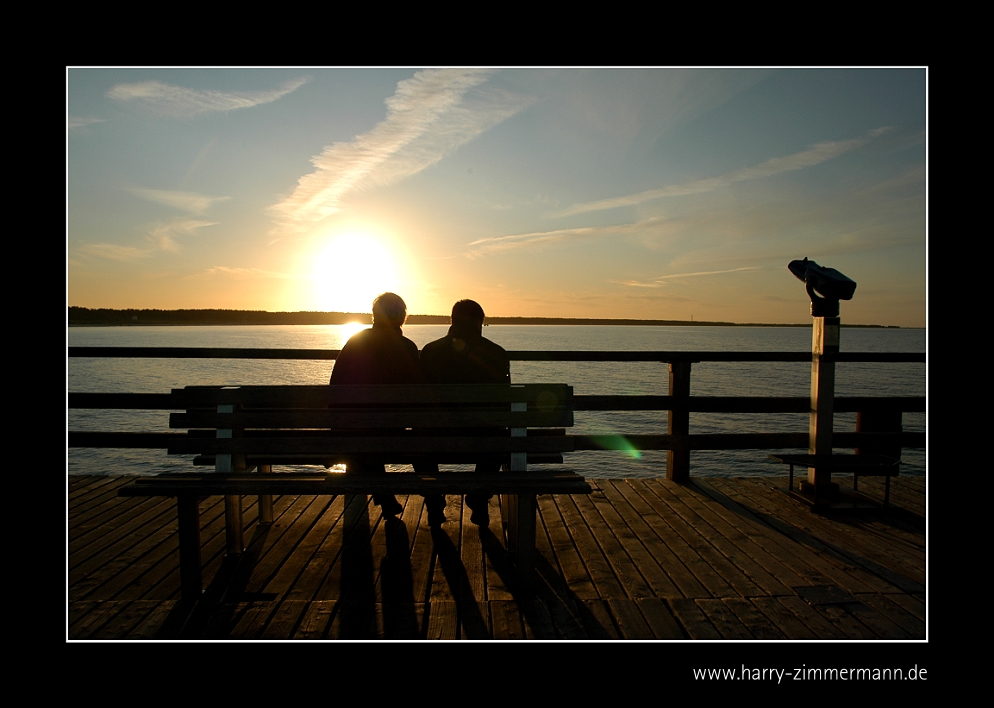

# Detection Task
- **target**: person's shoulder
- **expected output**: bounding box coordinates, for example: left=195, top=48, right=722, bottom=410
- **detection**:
left=342, top=327, right=374, bottom=346
left=481, top=336, right=508, bottom=354
left=420, top=336, right=448, bottom=355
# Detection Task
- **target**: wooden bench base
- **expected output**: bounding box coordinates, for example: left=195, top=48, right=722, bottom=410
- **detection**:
left=120, top=471, right=591, bottom=601
left=768, top=453, right=900, bottom=507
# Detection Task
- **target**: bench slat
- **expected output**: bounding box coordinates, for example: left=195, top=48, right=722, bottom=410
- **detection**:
left=167, top=435, right=576, bottom=456
left=170, top=408, right=573, bottom=429
left=177, top=384, right=573, bottom=407
left=120, top=471, right=592, bottom=496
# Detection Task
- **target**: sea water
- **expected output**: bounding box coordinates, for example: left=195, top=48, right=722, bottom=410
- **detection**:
left=67, top=324, right=926, bottom=479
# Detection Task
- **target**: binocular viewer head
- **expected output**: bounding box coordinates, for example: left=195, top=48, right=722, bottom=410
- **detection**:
left=788, top=258, right=857, bottom=317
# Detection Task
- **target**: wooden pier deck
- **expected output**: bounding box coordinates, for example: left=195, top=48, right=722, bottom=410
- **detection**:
left=67, top=474, right=925, bottom=641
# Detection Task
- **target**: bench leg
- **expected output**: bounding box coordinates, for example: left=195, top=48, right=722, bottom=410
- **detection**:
left=225, top=495, right=244, bottom=555
left=177, top=495, right=203, bottom=602
left=258, top=464, right=273, bottom=524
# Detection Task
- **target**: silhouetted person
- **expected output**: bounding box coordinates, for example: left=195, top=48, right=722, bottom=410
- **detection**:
left=420, top=299, right=510, bottom=526
left=331, top=292, right=423, bottom=516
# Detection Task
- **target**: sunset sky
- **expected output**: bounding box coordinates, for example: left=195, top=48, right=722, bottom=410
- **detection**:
left=67, top=68, right=926, bottom=327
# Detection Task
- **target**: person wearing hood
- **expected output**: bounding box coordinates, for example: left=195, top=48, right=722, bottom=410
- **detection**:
left=419, top=299, right=510, bottom=526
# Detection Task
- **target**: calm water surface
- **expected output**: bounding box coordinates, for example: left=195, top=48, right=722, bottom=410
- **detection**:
left=67, top=325, right=926, bottom=479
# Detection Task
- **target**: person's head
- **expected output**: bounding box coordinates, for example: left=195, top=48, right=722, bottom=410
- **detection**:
left=372, top=292, right=407, bottom=328
left=451, top=299, right=485, bottom=334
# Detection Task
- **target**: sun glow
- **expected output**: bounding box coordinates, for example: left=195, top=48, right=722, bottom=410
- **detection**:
left=311, top=232, right=401, bottom=314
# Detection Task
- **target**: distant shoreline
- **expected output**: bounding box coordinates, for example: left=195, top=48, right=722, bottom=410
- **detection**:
left=67, top=307, right=906, bottom=329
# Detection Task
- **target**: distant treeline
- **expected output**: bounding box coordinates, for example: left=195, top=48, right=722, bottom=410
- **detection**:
left=68, top=307, right=896, bottom=328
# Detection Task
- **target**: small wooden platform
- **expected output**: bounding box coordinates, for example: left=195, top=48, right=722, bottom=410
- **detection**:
left=67, top=475, right=925, bottom=640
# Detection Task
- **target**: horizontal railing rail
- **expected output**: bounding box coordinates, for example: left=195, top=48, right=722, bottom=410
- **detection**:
left=68, top=392, right=925, bottom=414
left=68, top=431, right=925, bottom=452
left=68, top=347, right=926, bottom=480
left=69, top=346, right=925, bottom=363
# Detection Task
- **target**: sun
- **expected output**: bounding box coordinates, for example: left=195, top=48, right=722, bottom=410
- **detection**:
left=311, top=232, right=401, bottom=314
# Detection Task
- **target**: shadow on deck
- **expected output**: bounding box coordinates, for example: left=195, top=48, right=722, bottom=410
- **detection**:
left=68, top=475, right=925, bottom=640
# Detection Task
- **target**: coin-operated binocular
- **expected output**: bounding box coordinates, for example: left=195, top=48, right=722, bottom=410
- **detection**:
left=787, top=257, right=857, bottom=317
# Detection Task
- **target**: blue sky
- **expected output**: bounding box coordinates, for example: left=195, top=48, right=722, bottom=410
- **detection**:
left=67, top=68, right=926, bottom=326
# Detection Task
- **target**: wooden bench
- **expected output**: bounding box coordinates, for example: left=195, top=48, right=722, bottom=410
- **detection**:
left=118, top=383, right=590, bottom=601
left=768, top=453, right=900, bottom=507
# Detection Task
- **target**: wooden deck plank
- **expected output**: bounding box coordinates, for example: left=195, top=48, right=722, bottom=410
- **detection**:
left=575, top=488, right=655, bottom=598
left=425, top=600, right=458, bottom=640
left=125, top=600, right=179, bottom=639
left=520, top=597, right=556, bottom=639
left=292, top=600, right=337, bottom=639
left=69, top=496, right=175, bottom=565
left=705, top=478, right=915, bottom=594
left=623, top=481, right=737, bottom=598
left=313, top=494, right=378, bottom=601
left=774, top=594, right=849, bottom=639
left=260, top=600, right=311, bottom=639
left=428, top=496, right=463, bottom=603
left=668, top=598, right=721, bottom=639
left=241, top=495, right=334, bottom=596
left=613, top=481, right=711, bottom=598
left=812, top=603, right=880, bottom=639
left=635, top=598, right=685, bottom=639
left=638, top=482, right=764, bottom=597
left=460, top=496, right=488, bottom=603
left=89, top=600, right=162, bottom=639
left=607, top=598, right=654, bottom=639
left=579, top=600, right=620, bottom=639
left=69, top=497, right=225, bottom=601
left=283, top=494, right=351, bottom=601
left=556, top=489, right=628, bottom=599
left=650, top=481, right=790, bottom=597
left=483, top=496, right=513, bottom=600
left=886, top=591, right=927, bottom=623
left=405, top=498, right=438, bottom=606
left=594, top=482, right=683, bottom=598
left=749, top=596, right=817, bottom=639
left=695, top=478, right=881, bottom=593
left=721, top=597, right=785, bottom=639
left=856, top=593, right=926, bottom=637
left=537, top=495, right=598, bottom=600
left=696, top=598, right=754, bottom=639
left=689, top=480, right=826, bottom=590
left=67, top=476, right=926, bottom=641
left=261, top=497, right=342, bottom=599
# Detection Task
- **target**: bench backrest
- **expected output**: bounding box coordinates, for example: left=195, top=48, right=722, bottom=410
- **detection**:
left=168, top=384, right=575, bottom=473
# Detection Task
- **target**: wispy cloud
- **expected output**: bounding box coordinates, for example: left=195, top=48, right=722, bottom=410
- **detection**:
left=78, top=219, right=216, bottom=261
left=550, top=127, right=892, bottom=218
left=268, top=69, right=532, bottom=235
left=148, top=219, right=217, bottom=245
left=612, top=266, right=761, bottom=287
left=106, top=77, right=308, bottom=117
left=68, top=116, right=104, bottom=129
left=76, top=243, right=156, bottom=261
left=129, top=187, right=229, bottom=215
left=467, top=219, right=657, bottom=258
left=193, top=266, right=290, bottom=280
left=657, top=266, right=762, bottom=280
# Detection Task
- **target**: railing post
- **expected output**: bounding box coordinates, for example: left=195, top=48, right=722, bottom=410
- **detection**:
left=667, top=360, right=691, bottom=482
left=806, top=316, right=840, bottom=498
